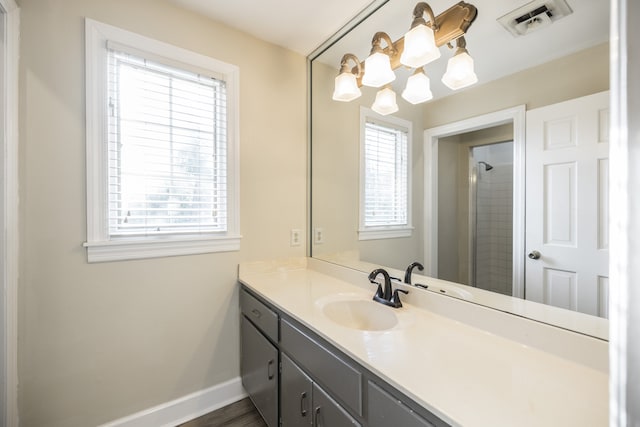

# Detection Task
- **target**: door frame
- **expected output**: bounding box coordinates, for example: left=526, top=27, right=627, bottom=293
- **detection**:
left=610, top=0, right=640, bottom=424
left=423, top=105, right=526, bottom=297
left=0, top=0, right=19, bottom=425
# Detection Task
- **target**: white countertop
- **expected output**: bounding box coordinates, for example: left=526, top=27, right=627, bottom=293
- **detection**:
left=239, top=259, right=608, bottom=427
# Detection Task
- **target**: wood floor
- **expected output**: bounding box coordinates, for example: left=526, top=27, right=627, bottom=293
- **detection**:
left=178, top=398, right=267, bottom=427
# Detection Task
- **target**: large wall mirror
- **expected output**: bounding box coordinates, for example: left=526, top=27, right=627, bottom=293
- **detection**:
left=310, top=0, right=610, bottom=339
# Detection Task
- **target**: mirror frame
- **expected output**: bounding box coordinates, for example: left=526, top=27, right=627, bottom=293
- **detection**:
left=307, top=0, right=609, bottom=341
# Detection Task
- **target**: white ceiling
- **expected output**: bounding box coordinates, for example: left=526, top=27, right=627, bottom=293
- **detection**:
left=169, top=0, right=375, bottom=55
left=169, top=0, right=609, bottom=99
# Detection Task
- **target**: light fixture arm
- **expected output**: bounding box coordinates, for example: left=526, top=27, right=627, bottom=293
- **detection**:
left=339, top=53, right=362, bottom=77
left=454, top=36, right=468, bottom=54
left=411, top=2, right=439, bottom=32
left=370, top=31, right=396, bottom=56
left=412, top=66, right=426, bottom=76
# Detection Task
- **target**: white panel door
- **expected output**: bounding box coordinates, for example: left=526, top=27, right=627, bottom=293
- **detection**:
left=525, top=91, right=609, bottom=317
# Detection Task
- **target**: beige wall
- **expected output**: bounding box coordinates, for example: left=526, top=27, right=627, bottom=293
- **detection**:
left=423, top=42, right=609, bottom=128
left=436, top=134, right=460, bottom=281
left=311, top=60, right=424, bottom=270
left=18, top=1, right=306, bottom=426
left=311, top=61, right=360, bottom=257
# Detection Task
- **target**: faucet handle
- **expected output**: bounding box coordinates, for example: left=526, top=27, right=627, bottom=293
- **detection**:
left=374, top=283, right=384, bottom=299
left=391, top=289, right=409, bottom=307
left=369, top=279, right=384, bottom=298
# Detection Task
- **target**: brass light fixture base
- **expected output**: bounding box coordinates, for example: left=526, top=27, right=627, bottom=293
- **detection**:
left=355, top=1, right=477, bottom=86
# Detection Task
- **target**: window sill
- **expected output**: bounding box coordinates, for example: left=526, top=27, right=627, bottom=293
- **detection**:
left=83, top=234, right=241, bottom=263
left=358, top=227, right=413, bottom=241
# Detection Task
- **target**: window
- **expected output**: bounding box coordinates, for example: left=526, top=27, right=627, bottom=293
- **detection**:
left=359, top=108, right=412, bottom=240
left=85, top=19, right=240, bottom=262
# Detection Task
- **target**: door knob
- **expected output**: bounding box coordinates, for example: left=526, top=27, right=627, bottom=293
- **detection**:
left=528, top=250, right=541, bottom=260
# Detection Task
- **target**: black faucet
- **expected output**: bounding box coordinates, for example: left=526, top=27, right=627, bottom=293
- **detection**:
left=368, top=268, right=408, bottom=308
left=404, top=262, right=424, bottom=285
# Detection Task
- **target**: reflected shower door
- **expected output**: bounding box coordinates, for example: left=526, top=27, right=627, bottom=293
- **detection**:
left=470, top=142, right=513, bottom=295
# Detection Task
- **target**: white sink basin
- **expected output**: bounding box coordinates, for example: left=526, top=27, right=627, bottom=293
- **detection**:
left=321, top=299, right=398, bottom=331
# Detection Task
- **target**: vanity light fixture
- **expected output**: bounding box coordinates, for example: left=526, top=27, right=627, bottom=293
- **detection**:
left=331, top=1, right=477, bottom=114
left=441, top=36, right=478, bottom=90
left=332, top=53, right=363, bottom=102
left=361, top=32, right=396, bottom=88
left=400, top=2, right=441, bottom=68
left=401, top=68, right=433, bottom=104
left=371, top=85, right=399, bottom=116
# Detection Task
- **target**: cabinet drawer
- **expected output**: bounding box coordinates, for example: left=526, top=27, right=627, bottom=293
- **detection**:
left=281, top=319, right=362, bottom=416
left=240, top=288, right=278, bottom=342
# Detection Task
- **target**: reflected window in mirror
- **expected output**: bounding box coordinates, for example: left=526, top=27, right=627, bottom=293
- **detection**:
left=359, top=108, right=412, bottom=241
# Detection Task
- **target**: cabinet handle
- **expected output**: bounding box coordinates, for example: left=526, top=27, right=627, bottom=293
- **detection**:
left=300, top=391, right=307, bottom=417
left=313, top=406, right=321, bottom=427
left=267, top=359, right=275, bottom=380
left=251, top=308, right=262, bottom=318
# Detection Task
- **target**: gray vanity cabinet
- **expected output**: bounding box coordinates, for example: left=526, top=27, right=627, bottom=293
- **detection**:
left=367, top=381, right=435, bottom=427
left=281, top=353, right=360, bottom=427
left=240, top=293, right=279, bottom=427
left=239, top=287, right=448, bottom=427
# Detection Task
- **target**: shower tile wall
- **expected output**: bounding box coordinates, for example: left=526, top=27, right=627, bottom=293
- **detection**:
left=475, top=164, right=513, bottom=295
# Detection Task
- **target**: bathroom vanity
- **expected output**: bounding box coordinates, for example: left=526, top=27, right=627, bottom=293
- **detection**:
left=241, top=287, right=443, bottom=427
left=238, top=258, right=608, bottom=427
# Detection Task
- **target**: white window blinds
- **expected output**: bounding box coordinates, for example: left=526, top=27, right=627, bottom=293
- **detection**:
left=107, top=48, right=228, bottom=237
left=363, top=120, right=409, bottom=228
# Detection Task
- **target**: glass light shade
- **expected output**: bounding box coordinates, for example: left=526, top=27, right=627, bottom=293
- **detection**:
left=400, top=24, right=441, bottom=68
left=362, top=52, right=396, bottom=87
left=332, top=72, right=362, bottom=102
left=441, top=51, right=478, bottom=90
left=401, top=71, right=433, bottom=104
left=371, top=87, right=399, bottom=116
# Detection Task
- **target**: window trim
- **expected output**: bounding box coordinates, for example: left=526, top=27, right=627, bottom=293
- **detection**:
left=84, top=19, right=240, bottom=262
left=359, top=107, right=413, bottom=241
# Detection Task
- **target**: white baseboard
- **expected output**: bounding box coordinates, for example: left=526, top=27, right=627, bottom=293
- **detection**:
left=99, top=377, right=247, bottom=427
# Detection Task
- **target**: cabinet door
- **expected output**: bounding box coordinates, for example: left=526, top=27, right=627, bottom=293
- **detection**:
left=312, top=383, right=361, bottom=427
left=241, top=316, right=278, bottom=427
left=281, top=353, right=313, bottom=427
left=367, top=381, right=437, bottom=427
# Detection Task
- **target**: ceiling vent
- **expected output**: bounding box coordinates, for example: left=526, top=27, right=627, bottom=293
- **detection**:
left=497, top=0, right=573, bottom=37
